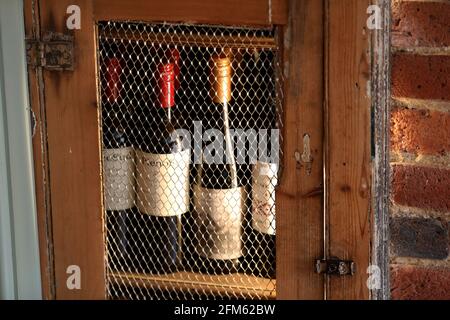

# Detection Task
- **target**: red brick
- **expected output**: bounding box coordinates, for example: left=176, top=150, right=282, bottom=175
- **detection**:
left=390, top=217, right=449, bottom=260
left=391, top=108, right=450, bottom=155
left=391, top=265, right=450, bottom=300
left=391, top=165, right=450, bottom=213
left=392, top=1, right=450, bottom=47
left=392, top=54, right=450, bottom=101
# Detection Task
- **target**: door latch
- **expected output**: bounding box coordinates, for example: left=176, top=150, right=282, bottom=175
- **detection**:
left=315, top=259, right=356, bottom=276
left=26, top=32, right=74, bottom=71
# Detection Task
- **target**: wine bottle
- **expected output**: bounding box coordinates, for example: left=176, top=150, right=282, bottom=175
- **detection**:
left=135, top=62, right=190, bottom=273
left=251, top=162, right=277, bottom=279
left=249, top=50, right=277, bottom=279
left=181, top=46, right=209, bottom=274
left=102, top=52, right=136, bottom=272
left=193, top=55, right=245, bottom=274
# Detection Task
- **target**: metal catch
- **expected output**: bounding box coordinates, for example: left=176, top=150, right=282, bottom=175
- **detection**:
left=26, top=32, right=74, bottom=70
left=315, top=259, right=356, bottom=276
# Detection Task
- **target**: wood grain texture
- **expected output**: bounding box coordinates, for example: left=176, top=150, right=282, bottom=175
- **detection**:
left=325, top=0, right=371, bottom=300
left=277, top=0, right=324, bottom=299
left=99, top=28, right=277, bottom=49
left=38, top=0, right=105, bottom=299
left=111, top=272, right=275, bottom=299
left=371, top=0, right=391, bottom=300
left=93, top=0, right=287, bottom=26
left=23, top=0, right=55, bottom=300
left=271, top=0, right=288, bottom=26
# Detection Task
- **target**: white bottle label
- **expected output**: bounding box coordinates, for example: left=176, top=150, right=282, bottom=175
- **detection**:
left=103, top=147, right=136, bottom=211
left=194, top=185, right=245, bottom=260
left=252, top=161, right=277, bottom=235
left=136, top=149, right=190, bottom=217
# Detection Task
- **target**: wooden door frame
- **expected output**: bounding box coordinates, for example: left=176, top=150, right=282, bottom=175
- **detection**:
left=25, top=0, right=390, bottom=300
left=324, top=0, right=373, bottom=300
left=277, top=0, right=325, bottom=299
left=370, top=0, right=391, bottom=301
left=25, top=0, right=106, bottom=300
left=24, top=0, right=296, bottom=300
left=280, top=0, right=391, bottom=300
left=24, top=0, right=55, bottom=300
left=324, top=0, right=391, bottom=300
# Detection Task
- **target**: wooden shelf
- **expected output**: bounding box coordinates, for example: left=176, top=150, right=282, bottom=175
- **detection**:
left=110, top=271, right=276, bottom=299
left=99, top=28, right=278, bottom=50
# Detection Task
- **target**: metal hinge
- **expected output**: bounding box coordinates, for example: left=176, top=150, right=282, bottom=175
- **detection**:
left=315, top=258, right=356, bottom=276
left=26, top=32, right=74, bottom=71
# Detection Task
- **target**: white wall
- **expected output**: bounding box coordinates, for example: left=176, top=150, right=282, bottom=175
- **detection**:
left=0, top=0, right=42, bottom=299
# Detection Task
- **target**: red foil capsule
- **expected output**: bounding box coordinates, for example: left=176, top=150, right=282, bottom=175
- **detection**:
left=158, top=63, right=175, bottom=108
left=105, top=57, right=122, bottom=103
left=170, top=48, right=181, bottom=90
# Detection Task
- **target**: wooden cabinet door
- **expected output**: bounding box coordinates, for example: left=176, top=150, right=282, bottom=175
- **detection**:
left=25, top=0, right=371, bottom=300
left=325, top=0, right=372, bottom=300
left=277, top=0, right=324, bottom=299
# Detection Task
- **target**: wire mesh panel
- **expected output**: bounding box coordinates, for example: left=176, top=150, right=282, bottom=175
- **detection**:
left=97, top=21, right=284, bottom=300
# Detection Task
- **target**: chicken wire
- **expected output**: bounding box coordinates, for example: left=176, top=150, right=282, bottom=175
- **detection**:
left=97, top=21, right=284, bottom=300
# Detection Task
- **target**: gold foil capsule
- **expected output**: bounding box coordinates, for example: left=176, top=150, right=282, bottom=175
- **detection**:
left=210, top=55, right=232, bottom=104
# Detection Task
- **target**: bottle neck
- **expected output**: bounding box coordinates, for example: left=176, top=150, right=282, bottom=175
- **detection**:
left=105, top=56, right=122, bottom=105
left=221, top=100, right=238, bottom=188
left=103, top=119, right=128, bottom=149
left=197, top=99, right=238, bottom=189
left=165, top=106, right=172, bottom=123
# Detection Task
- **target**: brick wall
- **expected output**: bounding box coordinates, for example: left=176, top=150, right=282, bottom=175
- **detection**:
left=390, top=0, right=450, bottom=300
